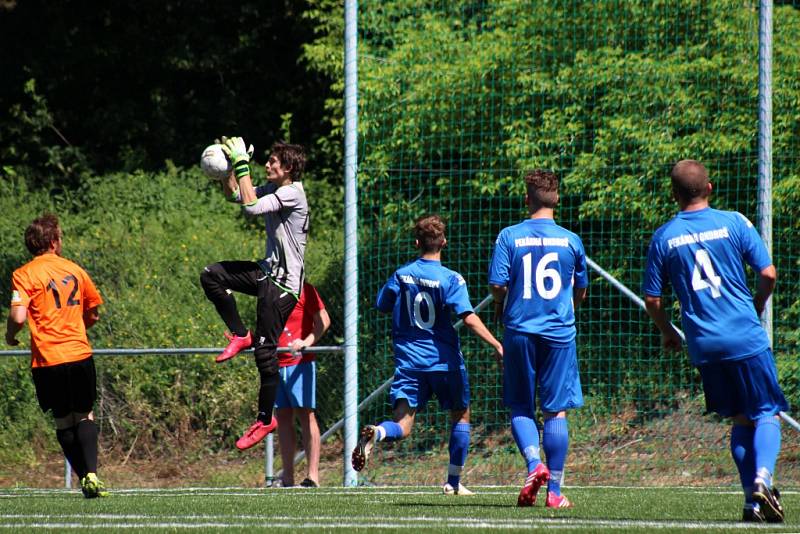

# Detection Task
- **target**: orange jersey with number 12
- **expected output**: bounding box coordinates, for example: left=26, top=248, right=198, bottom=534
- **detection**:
left=10, top=253, right=103, bottom=368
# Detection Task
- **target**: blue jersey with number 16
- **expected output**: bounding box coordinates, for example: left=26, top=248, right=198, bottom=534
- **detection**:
left=643, top=208, right=772, bottom=366
left=489, top=219, right=589, bottom=343
left=376, top=258, right=474, bottom=372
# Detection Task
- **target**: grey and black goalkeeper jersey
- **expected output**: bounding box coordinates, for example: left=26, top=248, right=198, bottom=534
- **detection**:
left=243, top=181, right=308, bottom=296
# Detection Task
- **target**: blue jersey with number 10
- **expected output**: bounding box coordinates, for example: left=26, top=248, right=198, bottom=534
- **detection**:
left=489, top=219, right=589, bottom=343
left=376, top=258, right=474, bottom=372
left=643, top=207, right=772, bottom=366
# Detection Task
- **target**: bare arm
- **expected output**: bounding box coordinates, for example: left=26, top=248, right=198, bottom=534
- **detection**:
left=237, top=174, right=258, bottom=206
left=753, top=265, right=776, bottom=316
left=489, top=284, right=507, bottom=323
left=221, top=171, right=240, bottom=201
left=5, top=306, right=26, bottom=346
left=644, top=295, right=682, bottom=352
left=461, top=312, right=503, bottom=363
left=573, top=286, right=587, bottom=309
left=83, top=306, right=100, bottom=329
left=290, top=308, right=332, bottom=353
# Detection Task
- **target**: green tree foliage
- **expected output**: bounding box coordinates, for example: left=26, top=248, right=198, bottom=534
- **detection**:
left=0, top=0, right=348, bottom=468
left=299, top=1, right=800, bottom=419
left=0, top=0, right=333, bottom=184
left=0, top=167, right=344, bottom=465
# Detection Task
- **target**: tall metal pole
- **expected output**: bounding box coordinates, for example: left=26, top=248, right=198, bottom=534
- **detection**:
left=343, top=0, right=359, bottom=487
left=758, top=0, right=773, bottom=345
left=265, top=434, right=274, bottom=486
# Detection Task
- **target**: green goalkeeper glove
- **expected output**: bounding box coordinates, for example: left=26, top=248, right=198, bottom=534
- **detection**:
left=218, top=136, right=254, bottom=179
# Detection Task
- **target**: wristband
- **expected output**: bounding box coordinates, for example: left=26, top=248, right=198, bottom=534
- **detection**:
left=233, top=160, right=250, bottom=179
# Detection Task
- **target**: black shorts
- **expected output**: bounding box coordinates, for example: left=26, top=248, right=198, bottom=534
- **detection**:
left=254, top=277, right=298, bottom=374
left=204, top=261, right=299, bottom=374
left=31, top=356, right=97, bottom=418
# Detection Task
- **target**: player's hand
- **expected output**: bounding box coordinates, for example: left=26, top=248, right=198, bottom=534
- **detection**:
left=218, top=136, right=255, bottom=179
left=492, top=344, right=503, bottom=371
left=661, top=330, right=682, bottom=352
left=289, top=339, right=306, bottom=355
left=218, top=136, right=254, bottom=164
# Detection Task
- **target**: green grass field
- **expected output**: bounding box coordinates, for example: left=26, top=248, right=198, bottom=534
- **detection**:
left=0, top=485, right=796, bottom=532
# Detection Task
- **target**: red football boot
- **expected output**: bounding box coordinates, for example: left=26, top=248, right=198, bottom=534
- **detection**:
left=216, top=331, right=252, bottom=363
left=545, top=491, right=573, bottom=508
left=517, top=463, right=550, bottom=507
left=235, top=416, right=278, bottom=450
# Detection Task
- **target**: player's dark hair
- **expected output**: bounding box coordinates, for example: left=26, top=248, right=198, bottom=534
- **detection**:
left=25, top=213, right=61, bottom=256
left=670, top=159, right=709, bottom=203
left=271, top=141, right=306, bottom=181
left=524, top=169, right=559, bottom=209
left=414, top=214, right=446, bottom=253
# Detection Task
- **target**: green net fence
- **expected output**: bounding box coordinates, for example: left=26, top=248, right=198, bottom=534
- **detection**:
left=354, top=0, right=800, bottom=487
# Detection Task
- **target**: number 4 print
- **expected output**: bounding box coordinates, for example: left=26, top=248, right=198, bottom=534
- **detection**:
left=691, top=249, right=721, bottom=298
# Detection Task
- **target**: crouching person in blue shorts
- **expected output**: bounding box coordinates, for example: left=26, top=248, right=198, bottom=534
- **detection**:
left=351, top=214, right=503, bottom=495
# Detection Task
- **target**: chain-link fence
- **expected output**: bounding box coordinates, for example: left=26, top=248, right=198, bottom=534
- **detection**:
left=352, top=0, right=800, bottom=487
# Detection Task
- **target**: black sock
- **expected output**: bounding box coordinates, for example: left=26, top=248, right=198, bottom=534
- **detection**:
left=56, top=426, right=87, bottom=479
left=76, top=419, right=99, bottom=474
left=257, top=371, right=279, bottom=421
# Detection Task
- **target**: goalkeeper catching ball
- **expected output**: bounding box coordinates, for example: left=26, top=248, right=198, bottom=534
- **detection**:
left=200, top=137, right=309, bottom=451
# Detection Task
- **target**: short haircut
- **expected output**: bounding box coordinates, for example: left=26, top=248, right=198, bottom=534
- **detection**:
left=414, top=214, right=446, bottom=253
left=524, top=169, right=559, bottom=209
left=670, top=159, right=709, bottom=203
left=25, top=213, right=61, bottom=256
left=271, top=141, right=307, bottom=181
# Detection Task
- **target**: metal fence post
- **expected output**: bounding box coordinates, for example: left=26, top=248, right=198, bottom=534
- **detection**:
left=758, top=0, right=773, bottom=344
left=343, top=0, right=359, bottom=488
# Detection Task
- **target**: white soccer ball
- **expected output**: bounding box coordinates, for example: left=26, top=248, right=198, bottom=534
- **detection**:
left=200, top=144, right=232, bottom=180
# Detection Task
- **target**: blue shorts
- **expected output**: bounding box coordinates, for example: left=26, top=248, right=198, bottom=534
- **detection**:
left=699, top=349, right=789, bottom=420
left=390, top=367, right=470, bottom=411
left=275, top=361, right=316, bottom=409
left=502, top=329, right=584, bottom=415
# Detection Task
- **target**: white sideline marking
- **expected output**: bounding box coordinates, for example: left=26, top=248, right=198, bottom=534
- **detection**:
left=0, top=515, right=794, bottom=531
left=2, top=485, right=796, bottom=495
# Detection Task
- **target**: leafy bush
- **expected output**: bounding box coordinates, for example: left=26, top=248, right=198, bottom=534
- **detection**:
left=0, top=165, right=344, bottom=464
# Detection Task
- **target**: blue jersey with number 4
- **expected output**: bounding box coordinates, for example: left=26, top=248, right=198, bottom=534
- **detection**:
left=489, top=219, right=589, bottom=343
left=376, top=258, right=474, bottom=372
left=643, top=208, right=772, bottom=366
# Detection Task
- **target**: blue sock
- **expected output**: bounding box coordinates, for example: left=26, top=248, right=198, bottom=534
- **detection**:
left=378, top=421, right=404, bottom=442
left=543, top=417, right=569, bottom=495
left=730, top=425, right=756, bottom=504
left=447, top=422, right=470, bottom=488
left=754, top=416, right=781, bottom=487
left=511, top=410, right=541, bottom=473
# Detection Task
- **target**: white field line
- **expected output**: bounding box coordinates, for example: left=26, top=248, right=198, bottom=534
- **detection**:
left=1, top=485, right=796, bottom=495
left=0, top=515, right=794, bottom=531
